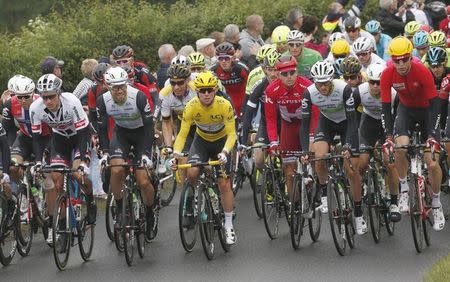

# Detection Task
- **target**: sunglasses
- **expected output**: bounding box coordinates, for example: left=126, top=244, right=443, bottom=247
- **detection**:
left=369, top=80, right=380, bottom=85
left=430, top=63, right=444, bottom=69
left=264, top=67, right=277, bottom=72
left=343, top=74, right=358, bottom=80
left=198, top=87, right=215, bottom=94
left=218, top=56, right=232, bottom=62
left=115, top=59, right=131, bottom=65
left=42, top=94, right=57, bottom=101
left=333, top=54, right=347, bottom=59
left=392, top=56, right=411, bottom=64
left=315, top=81, right=331, bottom=87
left=191, top=67, right=204, bottom=72
left=170, top=80, right=186, bottom=86
left=17, top=95, right=32, bottom=100
left=346, top=28, right=359, bottom=33
left=288, top=43, right=302, bottom=48
left=279, top=70, right=296, bottom=77
left=357, top=51, right=370, bottom=57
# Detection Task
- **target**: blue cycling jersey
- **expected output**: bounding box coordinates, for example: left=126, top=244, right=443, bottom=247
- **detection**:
left=376, top=33, right=392, bottom=61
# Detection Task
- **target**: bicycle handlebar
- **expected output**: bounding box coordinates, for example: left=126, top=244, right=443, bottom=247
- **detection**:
left=177, top=160, right=222, bottom=169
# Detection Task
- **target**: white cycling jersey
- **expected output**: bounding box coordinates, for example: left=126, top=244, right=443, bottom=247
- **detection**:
left=160, top=89, right=196, bottom=119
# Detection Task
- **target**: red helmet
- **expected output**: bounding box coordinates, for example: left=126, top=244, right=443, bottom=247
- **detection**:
left=419, top=24, right=432, bottom=33
left=275, top=55, right=297, bottom=72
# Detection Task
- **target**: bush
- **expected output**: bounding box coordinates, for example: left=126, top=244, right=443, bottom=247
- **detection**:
left=0, top=0, right=378, bottom=90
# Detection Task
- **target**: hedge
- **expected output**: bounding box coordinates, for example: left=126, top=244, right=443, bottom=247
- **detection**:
left=0, top=0, right=378, bottom=90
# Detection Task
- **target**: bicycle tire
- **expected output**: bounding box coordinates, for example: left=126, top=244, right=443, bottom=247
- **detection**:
left=423, top=182, right=432, bottom=247
left=308, top=179, right=322, bottom=242
left=160, top=174, right=177, bottom=207
left=251, top=168, right=263, bottom=218
left=290, top=175, right=304, bottom=250
left=0, top=198, right=17, bottom=266
left=198, top=184, right=216, bottom=260
left=409, top=175, right=424, bottom=253
left=105, top=192, right=115, bottom=241
left=78, top=197, right=95, bottom=261
left=367, top=171, right=381, bottom=244
left=123, top=189, right=135, bottom=266
left=327, top=181, right=346, bottom=256
left=178, top=183, right=197, bottom=252
left=344, top=185, right=355, bottom=249
left=52, top=194, right=71, bottom=271
left=136, top=191, right=146, bottom=258
left=261, top=168, right=279, bottom=239
left=16, top=193, right=33, bottom=257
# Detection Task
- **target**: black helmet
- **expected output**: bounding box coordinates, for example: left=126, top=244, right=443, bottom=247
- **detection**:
left=167, top=64, right=191, bottom=79
left=215, top=42, right=235, bottom=56
left=343, top=16, right=361, bottom=30
left=112, top=45, right=134, bottom=59
left=340, top=57, right=362, bottom=76
left=93, top=63, right=110, bottom=82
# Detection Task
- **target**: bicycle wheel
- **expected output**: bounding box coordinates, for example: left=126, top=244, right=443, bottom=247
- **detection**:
left=261, top=168, right=279, bottom=239
left=78, top=196, right=95, bottom=261
left=252, top=168, right=263, bottom=218
left=367, top=171, right=381, bottom=244
left=198, top=184, right=216, bottom=260
left=136, top=192, right=145, bottom=259
left=290, top=175, right=304, bottom=250
left=0, top=198, right=17, bottom=266
left=160, top=174, right=177, bottom=207
left=423, top=182, right=432, bottom=247
left=308, top=180, right=322, bottom=242
left=232, top=165, right=245, bottom=196
left=344, top=186, right=355, bottom=249
left=122, top=189, right=135, bottom=266
left=327, top=181, right=346, bottom=256
left=105, top=192, right=116, bottom=241
left=409, top=175, right=424, bottom=253
left=52, top=194, right=71, bottom=271
left=16, top=192, right=33, bottom=257
left=178, top=182, right=197, bottom=252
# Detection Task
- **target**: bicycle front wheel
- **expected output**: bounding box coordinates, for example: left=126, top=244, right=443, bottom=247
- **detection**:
left=0, top=197, right=17, bottom=266
left=290, top=175, right=304, bottom=250
left=409, top=175, right=424, bottom=253
left=252, top=168, right=263, bottom=218
left=160, top=174, right=177, bottom=207
left=327, top=181, right=347, bottom=256
left=122, top=189, right=135, bottom=266
left=52, top=194, right=71, bottom=271
left=261, top=168, right=279, bottom=239
left=198, top=184, right=216, bottom=260
left=105, top=192, right=116, bottom=241
left=178, top=182, right=197, bottom=252
left=16, top=192, right=33, bottom=257
left=78, top=197, right=95, bottom=261
left=367, top=171, right=381, bottom=244
left=308, top=180, right=322, bottom=242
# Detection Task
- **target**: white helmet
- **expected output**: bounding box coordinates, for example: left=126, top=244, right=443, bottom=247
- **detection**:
left=352, top=37, right=372, bottom=54
left=171, top=55, right=189, bottom=66
left=37, top=74, right=62, bottom=93
left=9, top=75, right=35, bottom=95
left=328, top=32, right=345, bottom=47
left=287, top=30, right=305, bottom=44
left=366, top=63, right=385, bottom=81
left=310, top=61, right=335, bottom=83
left=104, top=66, right=129, bottom=86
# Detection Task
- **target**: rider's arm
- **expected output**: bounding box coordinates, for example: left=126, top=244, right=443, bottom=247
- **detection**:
left=222, top=102, right=237, bottom=154
left=343, top=86, right=359, bottom=149
left=87, top=87, right=98, bottom=133
left=160, top=96, right=174, bottom=147
left=173, top=105, right=193, bottom=155
left=380, top=68, right=394, bottom=138
left=300, top=90, right=313, bottom=151
left=72, top=98, right=90, bottom=163
left=422, top=69, right=441, bottom=139
left=96, top=95, right=110, bottom=154
left=136, top=92, right=155, bottom=155
left=240, top=80, right=263, bottom=145
left=29, top=103, right=47, bottom=162
left=0, top=123, right=10, bottom=174
left=1, top=99, right=17, bottom=145
left=264, top=90, right=279, bottom=144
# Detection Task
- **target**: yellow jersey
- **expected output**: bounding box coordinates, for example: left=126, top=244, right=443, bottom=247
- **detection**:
left=173, top=96, right=236, bottom=154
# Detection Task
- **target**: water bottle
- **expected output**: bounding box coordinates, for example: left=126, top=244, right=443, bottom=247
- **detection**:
left=208, top=187, right=219, bottom=214
left=38, top=189, right=44, bottom=212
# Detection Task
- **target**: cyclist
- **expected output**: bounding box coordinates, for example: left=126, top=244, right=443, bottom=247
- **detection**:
left=245, top=45, right=276, bottom=97
left=96, top=66, right=156, bottom=239
left=422, top=31, right=450, bottom=68
left=380, top=36, right=445, bottom=231
left=271, top=25, right=291, bottom=54
left=325, top=39, right=353, bottom=65
left=352, top=36, right=386, bottom=72
left=171, top=71, right=237, bottom=244
left=300, top=61, right=365, bottom=234
left=87, top=63, right=111, bottom=132
left=355, top=63, right=401, bottom=222
left=342, top=16, right=376, bottom=48
left=327, top=32, right=346, bottom=49
left=404, top=21, right=422, bottom=42
left=340, top=57, right=365, bottom=89
left=365, top=20, right=392, bottom=61
left=0, top=123, right=13, bottom=221
left=211, top=42, right=249, bottom=117
left=412, top=30, right=429, bottom=59
left=286, top=30, right=322, bottom=79
left=30, top=74, right=96, bottom=243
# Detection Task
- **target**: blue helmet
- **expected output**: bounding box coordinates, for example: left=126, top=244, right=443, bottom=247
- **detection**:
left=426, top=47, right=447, bottom=66
left=413, top=30, right=429, bottom=48
left=365, top=20, right=381, bottom=34
left=333, top=58, right=345, bottom=77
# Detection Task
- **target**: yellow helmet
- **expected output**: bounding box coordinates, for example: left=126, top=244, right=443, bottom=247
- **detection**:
left=331, top=39, right=350, bottom=56
left=194, top=71, right=218, bottom=89
left=271, top=25, right=290, bottom=44
left=256, top=44, right=276, bottom=62
left=388, top=36, right=413, bottom=56
left=187, top=52, right=205, bottom=67
left=428, top=31, right=446, bottom=47
left=404, top=21, right=421, bottom=36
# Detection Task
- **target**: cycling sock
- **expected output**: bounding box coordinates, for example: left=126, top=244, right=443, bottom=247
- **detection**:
left=354, top=201, right=363, bottom=217
left=320, top=184, right=327, bottom=197
left=399, top=177, right=408, bottom=193
left=224, top=212, right=233, bottom=229
left=390, top=194, right=398, bottom=205
left=432, top=192, right=441, bottom=208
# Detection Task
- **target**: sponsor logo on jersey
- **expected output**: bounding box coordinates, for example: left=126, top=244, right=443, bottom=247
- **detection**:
left=392, top=83, right=406, bottom=90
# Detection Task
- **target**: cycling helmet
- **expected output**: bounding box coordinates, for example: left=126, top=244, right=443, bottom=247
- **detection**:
left=9, top=75, right=35, bottom=95
left=388, top=36, right=413, bottom=56
left=36, top=74, right=62, bottom=93
left=343, top=16, right=362, bottom=30
left=215, top=42, right=235, bottom=56
left=104, top=66, right=129, bottom=86
left=352, top=37, right=372, bottom=54
left=167, top=64, right=191, bottom=79
left=271, top=25, right=290, bottom=44
left=187, top=52, right=205, bottom=66
left=366, top=63, right=385, bottom=80
left=287, top=30, right=305, bottom=44
left=263, top=51, right=281, bottom=68
left=428, top=31, right=446, bottom=47
left=93, top=63, right=110, bottom=82
left=194, top=71, right=218, bottom=89
left=171, top=55, right=189, bottom=66
left=112, top=45, right=134, bottom=59
left=404, top=21, right=421, bottom=36
left=275, top=55, right=297, bottom=71
left=340, top=57, right=362, bottom=76
left=365, top=20, right=382, bottom=34
left=331, top=39, right=350, bottom=56
left=310, top=61, right=335, bottom=82
left=328, top=32, right=345, bottom=47
left=333, top=58, right=345, bottom=76
left=256, top=44, right=276, bottom=62
left=426, top=47, right=447, bottom=66
left=419, top=24, right=432, bottom=33
left=412, top=30, right=429, bottom=48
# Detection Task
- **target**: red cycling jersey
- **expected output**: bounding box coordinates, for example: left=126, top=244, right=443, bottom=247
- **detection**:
left=381, top=60, right=437, bottom=107
left=441, top=74, right=450, bottom=100
left=264, top=76, right=318, bottom=145
left=87, top=84, right=114, bottom=140
left=211, top=61, right=249, bottom=116
left=132, top=81, right=154, bottom=111
left=133, top=61, right=158, bottom=94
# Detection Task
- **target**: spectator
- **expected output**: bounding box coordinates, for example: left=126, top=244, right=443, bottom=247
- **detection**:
left=401, top=0, right=429, bottom=25
left=40, top=55, right=69, bottom=92
left=156, top=44, right=177, bottom=90
left=210, top=31, right=225, bottom=46
left=301, top=15, right=328, bottom=58
left=178, top=45, right=195, bottom=57
left=286, top=8, right=303, bottom=31
left=196, top=37, right=216, bottom=69
left=73, top=58, right=98, bottom=104
left=438, top=5, right=450, bottom=47
left=224, top=24, right=242, bottom=59
left=239, top=14, right=265, bottom=69
left=378, top=0, right=415, bottom=38
left=322, top=0, right=365, bottom=33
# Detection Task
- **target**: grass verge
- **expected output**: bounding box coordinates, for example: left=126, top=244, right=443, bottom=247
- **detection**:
left=424, top=254, right=450, bottom=282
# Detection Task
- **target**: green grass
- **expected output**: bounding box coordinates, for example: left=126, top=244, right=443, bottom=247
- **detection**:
left=424, top=254, right=450, bottom=282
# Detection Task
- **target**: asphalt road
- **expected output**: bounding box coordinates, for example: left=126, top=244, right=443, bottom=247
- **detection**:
left=2, top=183, right=450, bottom=282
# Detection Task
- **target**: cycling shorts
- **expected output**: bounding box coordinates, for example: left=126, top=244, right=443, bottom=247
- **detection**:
left=314, top=113, right=359, bottom=153
left=11, top=133, right=34, bottom=160
left=50, top=133, right=91, bottom=167
left=280, top=120, right=301, bottom=163
left=393, top=104, right=431, bottom=142
left=359, top=113, right=383, bottom=153
left=254, top=120, right=269, bottom=145
left=110, top=126, right=152, bottom=163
